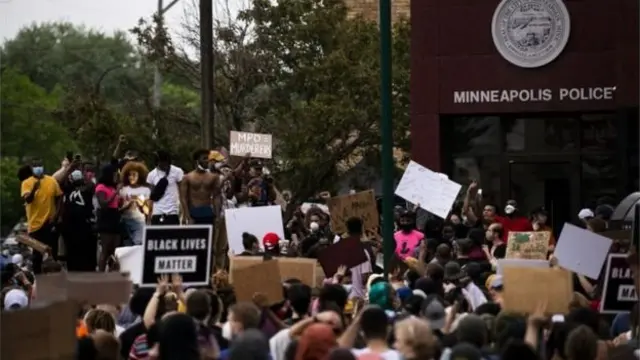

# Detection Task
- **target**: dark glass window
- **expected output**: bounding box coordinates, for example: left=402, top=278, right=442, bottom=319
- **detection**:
left=503, top=116, right=578, bottom=152
left=580, top=113, right=618, bottom=152
left=628, top=111, right=639, bottom=192
left=449, top=117, right=501, bottom=155
left=581, top=154, right=618, bottom=205
left=451, top=156, right=501, bottom=206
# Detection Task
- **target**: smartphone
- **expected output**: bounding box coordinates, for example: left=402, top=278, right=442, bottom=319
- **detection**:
left=66, top=151, right=73, bottom=162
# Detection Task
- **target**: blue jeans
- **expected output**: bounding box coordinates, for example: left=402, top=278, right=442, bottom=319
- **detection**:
left=122, top=217, right=145, bottom=246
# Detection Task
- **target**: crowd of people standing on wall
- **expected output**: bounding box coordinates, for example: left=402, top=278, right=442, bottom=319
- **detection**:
left=1, top=133, right=639, bottom=360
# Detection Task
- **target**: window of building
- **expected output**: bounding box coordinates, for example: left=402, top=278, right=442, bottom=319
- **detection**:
left=581, top=153, right=618, bottom=206
left=448, top=116, right=501, bottom=155
left=580, top=113, right=618, bottom=152
left=450, top=156, right=501, bottom=206
left=502, top=116, right=579, bottom=153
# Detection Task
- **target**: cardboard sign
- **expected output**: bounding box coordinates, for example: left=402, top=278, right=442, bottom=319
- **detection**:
left=141, top=225, right=213, bottom=287
left=317, top=236, right=368, bottom=277
left=327, top=190, right=379, bottom=234
left=35, top=272, right=132, bottom=305
left=1, top=300, right=77, bottom=360
left=231, top=259, right=284, bottom=305
left=16, top=234, right=51, bottom=254
left=115, top=245, right=144, bottom=285
left=555, top=223, right=613, bottom=279
left=229, top=130, right=273, bottom=159
left=600, top=254, right=638, bottom=314
left=505, top=232, right=550, bottom=260
left=502, top=266, right=573, bottom=314
left=225, top=206, right=285, bottom=255
left=229, top=256, right=318, bottom=287
left=395, top=161, right=462, bottom=219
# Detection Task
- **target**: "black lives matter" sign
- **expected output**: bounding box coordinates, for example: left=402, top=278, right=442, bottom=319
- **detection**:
left=600, top=253, right=638, bottom=314
left=141, top=225, right=213, bottom=287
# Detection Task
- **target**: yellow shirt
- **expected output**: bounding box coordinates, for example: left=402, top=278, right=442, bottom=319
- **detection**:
left=21, top=175, right=62, bottom=233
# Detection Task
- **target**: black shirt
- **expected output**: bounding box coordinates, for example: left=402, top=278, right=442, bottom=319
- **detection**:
left=62, top=184, right=94, bottom=226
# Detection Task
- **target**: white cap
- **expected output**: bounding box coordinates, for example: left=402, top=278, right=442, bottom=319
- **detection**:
left=578, top=208, right=595, bottom=220
left=4, top=289, right=29, bottom=310
left=11, top=254, right=23, bottom=265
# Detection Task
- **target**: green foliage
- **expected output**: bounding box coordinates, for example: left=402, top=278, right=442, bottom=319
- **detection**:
left=0, top=157, right=23, bottom=232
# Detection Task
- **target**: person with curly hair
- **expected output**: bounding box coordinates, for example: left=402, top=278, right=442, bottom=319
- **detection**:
left=119, top=161, right=151, bottom=246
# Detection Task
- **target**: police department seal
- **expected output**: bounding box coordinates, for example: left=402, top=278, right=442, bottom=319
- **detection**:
left=491, top=0, right=570, bottom=68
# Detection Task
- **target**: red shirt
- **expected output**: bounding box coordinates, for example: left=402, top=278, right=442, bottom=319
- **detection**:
left=494, top=215, right=532, bottom=242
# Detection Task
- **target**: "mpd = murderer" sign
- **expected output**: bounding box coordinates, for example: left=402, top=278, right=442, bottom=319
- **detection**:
left=141, top=225, right=213, bottom=287
left=229, top=131, right=273, bottom=159
left=600, top=253, right=638, bottom=314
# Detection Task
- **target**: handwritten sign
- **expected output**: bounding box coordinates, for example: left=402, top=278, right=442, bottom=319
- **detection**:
left=229, top=131, right=273, bottom=159
left=395, top=161, right=462, bottom=219
left=327, top=190, right=379, bottom=234
left=505, top=232, right=550, bottom=260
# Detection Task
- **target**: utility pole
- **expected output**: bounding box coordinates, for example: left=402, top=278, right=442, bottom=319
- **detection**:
left=200, top=0, right=215, bottom=148
left=152, top=0, right=180, bottom=110
left=379, top=0, right=394, bottom=275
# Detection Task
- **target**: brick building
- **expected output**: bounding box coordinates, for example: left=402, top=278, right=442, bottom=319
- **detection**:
left=344, top=0, right=410, bottom=22
left=411, top=0, right=639, bottom=231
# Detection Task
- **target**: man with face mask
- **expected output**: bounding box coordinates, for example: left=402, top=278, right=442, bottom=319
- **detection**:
left=394, top=210, right=424, bottom=260
left=493, top=199, right=532, bottom=243
left=60, top=170, right=97, bottom=271
left=20, top=158, right=64, bottom=273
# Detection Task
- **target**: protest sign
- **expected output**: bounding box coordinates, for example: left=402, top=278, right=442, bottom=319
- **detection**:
left=229, top=256, right=318, bottom=287
left=317, top=236, right=368, bottom=277
left=395, top=161, right=462, bottom=219
left=141, top=225, right=213, bottom=287
left=229, top=130, right=273, bottom=159
left=327, top=190, right=379, bottom=234
left=115, top=245, right=143, bottom=285
left=17, top=234, right=51, bottom=254
left=600, top=254, right=638, bottom=314
left=1, top=300, right=76, bottom=360
left=555, top=223, right=613, bottom=279
left=231, top=259, right=284, bottom=305
left=225, top=206, right=285, bottom=255
left=35, top=272, right=132, bottom=305
left=505, top=232, right=550, bottom=260
left=502, top=266, right=573, bottom=314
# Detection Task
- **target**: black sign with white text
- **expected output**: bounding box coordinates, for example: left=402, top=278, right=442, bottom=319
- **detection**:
left=600, top=254, right=638, bottom=314
left=141, top=225, right=213, bottom=287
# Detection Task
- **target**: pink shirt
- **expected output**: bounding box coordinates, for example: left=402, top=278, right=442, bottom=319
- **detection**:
left=394, top=230, right=424, bottom=260
left=95, top=184, right=119, bottom=209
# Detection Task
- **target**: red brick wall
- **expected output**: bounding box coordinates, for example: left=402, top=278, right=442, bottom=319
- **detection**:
left=411, top=0, right=639, bottom=170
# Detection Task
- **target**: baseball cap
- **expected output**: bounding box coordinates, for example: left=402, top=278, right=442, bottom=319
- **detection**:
left=262, top=232, right=280, bottom=250
left=578, top=208, right=595, bottom=220
left=421, top=297, right=446, bottom=330
left=4, top=288, right=29, bottom=310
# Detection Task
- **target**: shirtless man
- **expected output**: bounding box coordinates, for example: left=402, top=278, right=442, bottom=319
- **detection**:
left=180, top=149, right=220, bottom=225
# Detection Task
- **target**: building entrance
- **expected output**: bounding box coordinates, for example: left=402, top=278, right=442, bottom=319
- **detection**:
left=505, top=156, right=580, bottom=238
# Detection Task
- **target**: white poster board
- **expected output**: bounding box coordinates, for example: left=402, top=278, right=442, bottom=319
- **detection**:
left=115, top=245, right=143, bottom=285
left=225, top=206, right=285, bottom=255
left=496, top=258, right=550, bottom=275
left=554, top=223, right=613, bottom=279
left=229, top=131, right=273, bottom=159
left=395, top=161, right=462, bottom=219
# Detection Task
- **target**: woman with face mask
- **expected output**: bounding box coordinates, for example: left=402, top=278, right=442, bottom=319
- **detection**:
left=394, top=210, right=424, bottom=260
left=60, top=170, right=97, bottom=272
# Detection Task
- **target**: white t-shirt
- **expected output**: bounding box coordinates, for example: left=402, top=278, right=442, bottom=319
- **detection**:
left=120, top=186, right=151, bottom=220
left=146, top=165, right=184, bottom=215
left=352, top=348, right=402, bottom=360
left=269, top=328, right=291, bottom=360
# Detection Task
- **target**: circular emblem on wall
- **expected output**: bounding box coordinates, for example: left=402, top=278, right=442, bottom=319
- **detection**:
left=491, top=0, right=571, bottom=68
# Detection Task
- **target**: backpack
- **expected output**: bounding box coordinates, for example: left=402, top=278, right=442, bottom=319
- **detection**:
left=149, top=167, right=171, bottom=202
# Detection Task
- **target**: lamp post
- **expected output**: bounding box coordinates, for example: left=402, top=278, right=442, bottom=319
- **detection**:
left=379, top=0, right=394, bottom=275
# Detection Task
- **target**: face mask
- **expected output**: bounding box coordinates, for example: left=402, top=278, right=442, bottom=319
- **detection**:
left=222, top=322, right=232, bottom=341
left=342, top=284, right=353, bottom=293
left=505, top=205, right=516, bottom=215
left=399, top=223, right=414, bottom=232
left=197, top=164, right=208, bottom=172
left=32, top=167, right=44, bottom=176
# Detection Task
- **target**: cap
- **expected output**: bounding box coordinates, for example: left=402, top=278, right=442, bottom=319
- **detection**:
left=208, top=150, right=225, bottom=162
left=262, top=232, right=280, bottom=250
left=11, top=254, right=23, bottom=265
left=489, top=275, right=503, bottom=289
left=578, top=208, right=595, bottom=220
left=444, top=262, right=463, bottom=281
left=4, top=289, right=29, bottom=310
left=421, top=297, right=446, bottom=330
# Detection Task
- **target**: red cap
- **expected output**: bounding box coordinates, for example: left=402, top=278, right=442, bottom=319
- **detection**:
left=262, top=232, right=280, bottom=249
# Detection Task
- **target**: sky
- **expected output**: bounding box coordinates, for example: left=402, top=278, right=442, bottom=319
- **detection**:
left=0, top=0, right=246, bottom=45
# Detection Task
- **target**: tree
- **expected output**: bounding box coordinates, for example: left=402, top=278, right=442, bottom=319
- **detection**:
left=132, top=0, right=411, bottom=204
left=0, top=157, right=23, bottom=233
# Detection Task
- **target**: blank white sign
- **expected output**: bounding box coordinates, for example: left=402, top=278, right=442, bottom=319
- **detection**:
left=554, top=223, right=613, bottom=279
left=225, top=206, right=285, bottom=255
